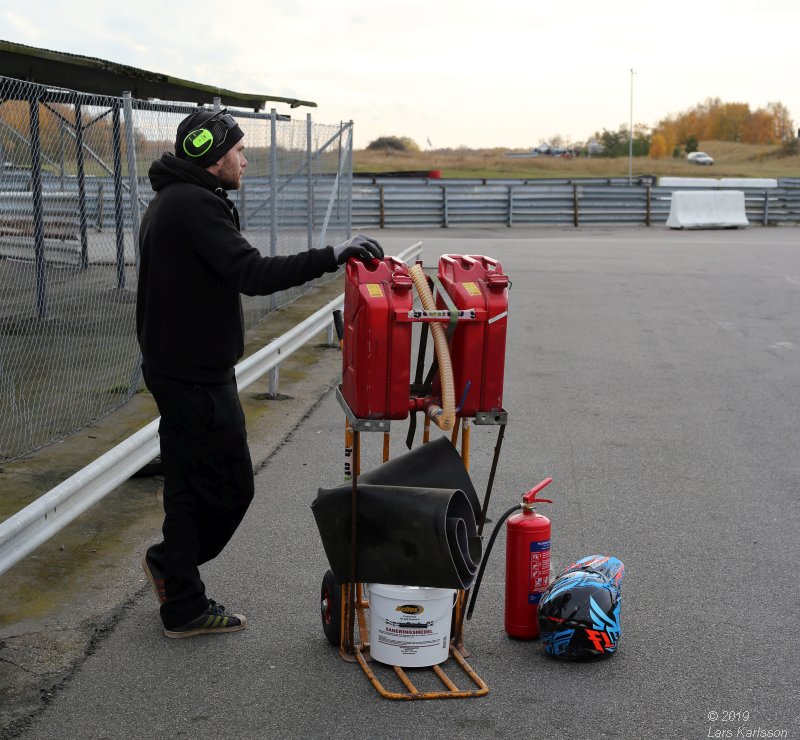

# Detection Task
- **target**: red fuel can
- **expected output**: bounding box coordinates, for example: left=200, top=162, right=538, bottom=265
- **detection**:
left=341, top=257, right=413, bottom=419
left=435, top=255, right=509, bottom=417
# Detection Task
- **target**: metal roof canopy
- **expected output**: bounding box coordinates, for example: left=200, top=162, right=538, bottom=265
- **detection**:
left=0, top=39, right=317, bottom=111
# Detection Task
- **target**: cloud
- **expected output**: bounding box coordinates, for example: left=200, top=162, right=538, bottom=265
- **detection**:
left=3, top=0, right=799, bottom=148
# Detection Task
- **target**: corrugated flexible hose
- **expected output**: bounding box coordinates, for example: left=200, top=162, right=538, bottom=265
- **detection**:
left=408, top=263, right=455, bottom=431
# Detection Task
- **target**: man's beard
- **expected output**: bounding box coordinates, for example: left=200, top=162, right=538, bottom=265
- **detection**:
left=219, top=174, right=241, bottom=190
left=218, top=163, right=242, bottom=190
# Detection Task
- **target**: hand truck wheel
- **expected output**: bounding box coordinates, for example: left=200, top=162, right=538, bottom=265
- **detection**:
left=320, top=569, right=342, bottom=646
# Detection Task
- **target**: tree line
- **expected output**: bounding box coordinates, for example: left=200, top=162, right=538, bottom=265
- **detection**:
left=365, top=99, right=797, bottom=159
left=586, top=98, right=796, bottom=159
left=647, top=98, right=795, bottom=158
left=0, top=100, right=154, bottom=172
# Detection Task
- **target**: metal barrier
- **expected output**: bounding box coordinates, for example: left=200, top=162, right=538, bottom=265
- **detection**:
left=0, top=175, right=352, bottom=233
left=0, top=242, right=421, bottom=577
left=351, top=178, right=800, bottom=228
left=12, top=177, right=797, bottom=233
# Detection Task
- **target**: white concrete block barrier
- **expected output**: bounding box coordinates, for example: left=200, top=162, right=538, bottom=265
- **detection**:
left=658, top=177, right=778, bottom=188
left=666, top=190, right=749, bottom=229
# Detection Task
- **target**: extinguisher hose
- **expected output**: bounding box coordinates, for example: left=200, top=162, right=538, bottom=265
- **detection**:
left=465, top=503, right=522, bottom=621
left=408, top=264, right=456, bottom=431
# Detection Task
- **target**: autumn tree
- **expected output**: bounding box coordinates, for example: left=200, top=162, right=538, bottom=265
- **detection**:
left=741, top=109, right=776, bottom=145
left=652, top=98, right=795, bottom=149
left=0, top=99, right=148, bottom=173
left=767, top=101, right=795, bottom=143
left=706, top=100, right=750, bottom=142
left=649, top=132, right=668, bottom=159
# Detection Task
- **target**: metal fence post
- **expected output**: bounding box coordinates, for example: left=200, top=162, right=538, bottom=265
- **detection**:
left=269, top=109, right=278, bottom=294
left=269, top=358, right=280, bottom=397
left=269, top=108, right=279, bottom=394
left=122, top=92, right=142, bottom=267
left=443, top=185, right=449, bottom=227
left=573, top=183, right=579, bottom=227
left=73, top=98, right=89, bottom=268
left=347, top=120, right=354, bottom=237
left=307, top=113, right=313, bottom=250
left=334, top=121, right=349, bottom=238
left=58, top=121, right=66, bottom=190
left=338, top=122, right=344, bottom=236
left=508, top=186, right=513, bottom=227
left=379, top=185, right=385, bottom=228
left=111, top=100, right=126, bottom=289
left=28, top=90, right=48, bottom=317
left=763, top=190, right=769, bottom=225
left=646, top=186, right=652, bottom=227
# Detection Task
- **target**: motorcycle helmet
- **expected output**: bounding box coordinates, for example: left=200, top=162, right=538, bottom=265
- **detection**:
left=538, top=555, right=624, bottom=659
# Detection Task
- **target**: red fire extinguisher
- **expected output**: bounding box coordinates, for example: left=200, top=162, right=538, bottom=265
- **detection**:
left=504, top=478, right=553, bottom=639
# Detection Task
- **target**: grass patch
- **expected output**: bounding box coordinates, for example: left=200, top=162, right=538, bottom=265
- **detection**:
left=353, top=141, right=800, bottom=180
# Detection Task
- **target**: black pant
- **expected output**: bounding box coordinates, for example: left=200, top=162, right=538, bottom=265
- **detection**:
left=143, top=368, right=254, bottom=629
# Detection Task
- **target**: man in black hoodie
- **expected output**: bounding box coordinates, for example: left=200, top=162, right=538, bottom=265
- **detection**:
left=137, top=109, right=382, bottom=638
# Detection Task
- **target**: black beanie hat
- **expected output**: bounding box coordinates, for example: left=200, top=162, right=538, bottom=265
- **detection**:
left=174, top=109, right=244, bottom=168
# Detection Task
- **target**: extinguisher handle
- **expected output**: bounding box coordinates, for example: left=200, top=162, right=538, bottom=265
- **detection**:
left=522, top=477, right=553, bottom=505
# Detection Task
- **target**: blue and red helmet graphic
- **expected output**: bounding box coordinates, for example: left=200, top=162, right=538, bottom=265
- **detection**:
left=538, top=555, right=625, bottom=659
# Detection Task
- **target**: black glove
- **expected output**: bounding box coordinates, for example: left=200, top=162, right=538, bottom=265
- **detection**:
left=332, top=235, right=384, bottom=265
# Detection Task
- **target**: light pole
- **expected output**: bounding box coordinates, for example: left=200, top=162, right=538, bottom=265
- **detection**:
left=628, top=68, right=635, bottom=184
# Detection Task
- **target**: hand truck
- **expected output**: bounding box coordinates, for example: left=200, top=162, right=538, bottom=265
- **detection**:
left=319, top=385, right=507, bottom=700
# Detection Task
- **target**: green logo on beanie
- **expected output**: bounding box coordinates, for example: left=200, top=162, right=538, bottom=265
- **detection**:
left=183, top=128, right=214, bottom=158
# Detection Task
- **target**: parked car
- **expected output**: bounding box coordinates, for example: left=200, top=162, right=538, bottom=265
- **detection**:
left=687, top=151, right=714, bottom=165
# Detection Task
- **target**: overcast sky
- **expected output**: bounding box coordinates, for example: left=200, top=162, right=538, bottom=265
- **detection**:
left=2, top=1, right=798, bottom=150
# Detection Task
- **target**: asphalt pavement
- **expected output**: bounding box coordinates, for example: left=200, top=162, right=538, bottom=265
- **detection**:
left=3, top=226, right=799, bottom=740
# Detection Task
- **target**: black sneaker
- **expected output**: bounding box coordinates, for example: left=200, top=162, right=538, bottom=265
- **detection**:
left=163, top=600, right=247, bottom=639
left=142, top=549, right=167, bottom=605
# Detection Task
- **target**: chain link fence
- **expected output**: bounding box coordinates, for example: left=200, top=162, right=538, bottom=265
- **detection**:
left=0, top=75, right=352, bottom=462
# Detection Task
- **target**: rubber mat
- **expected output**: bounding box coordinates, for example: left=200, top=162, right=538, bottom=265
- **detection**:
left=311, top=437, right=482, bottom=588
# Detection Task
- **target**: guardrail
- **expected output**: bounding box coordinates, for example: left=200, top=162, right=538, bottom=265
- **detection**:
left=0, top=242, right=423, bottom=576
left=0, top=174, right=352, bottom=234
left=5, top=175, right=799, bottom=235
left=350, top=180, right=800, bottom=228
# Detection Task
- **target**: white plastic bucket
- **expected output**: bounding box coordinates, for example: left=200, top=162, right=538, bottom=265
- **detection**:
left=367, top=583, right=457, bottom=667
